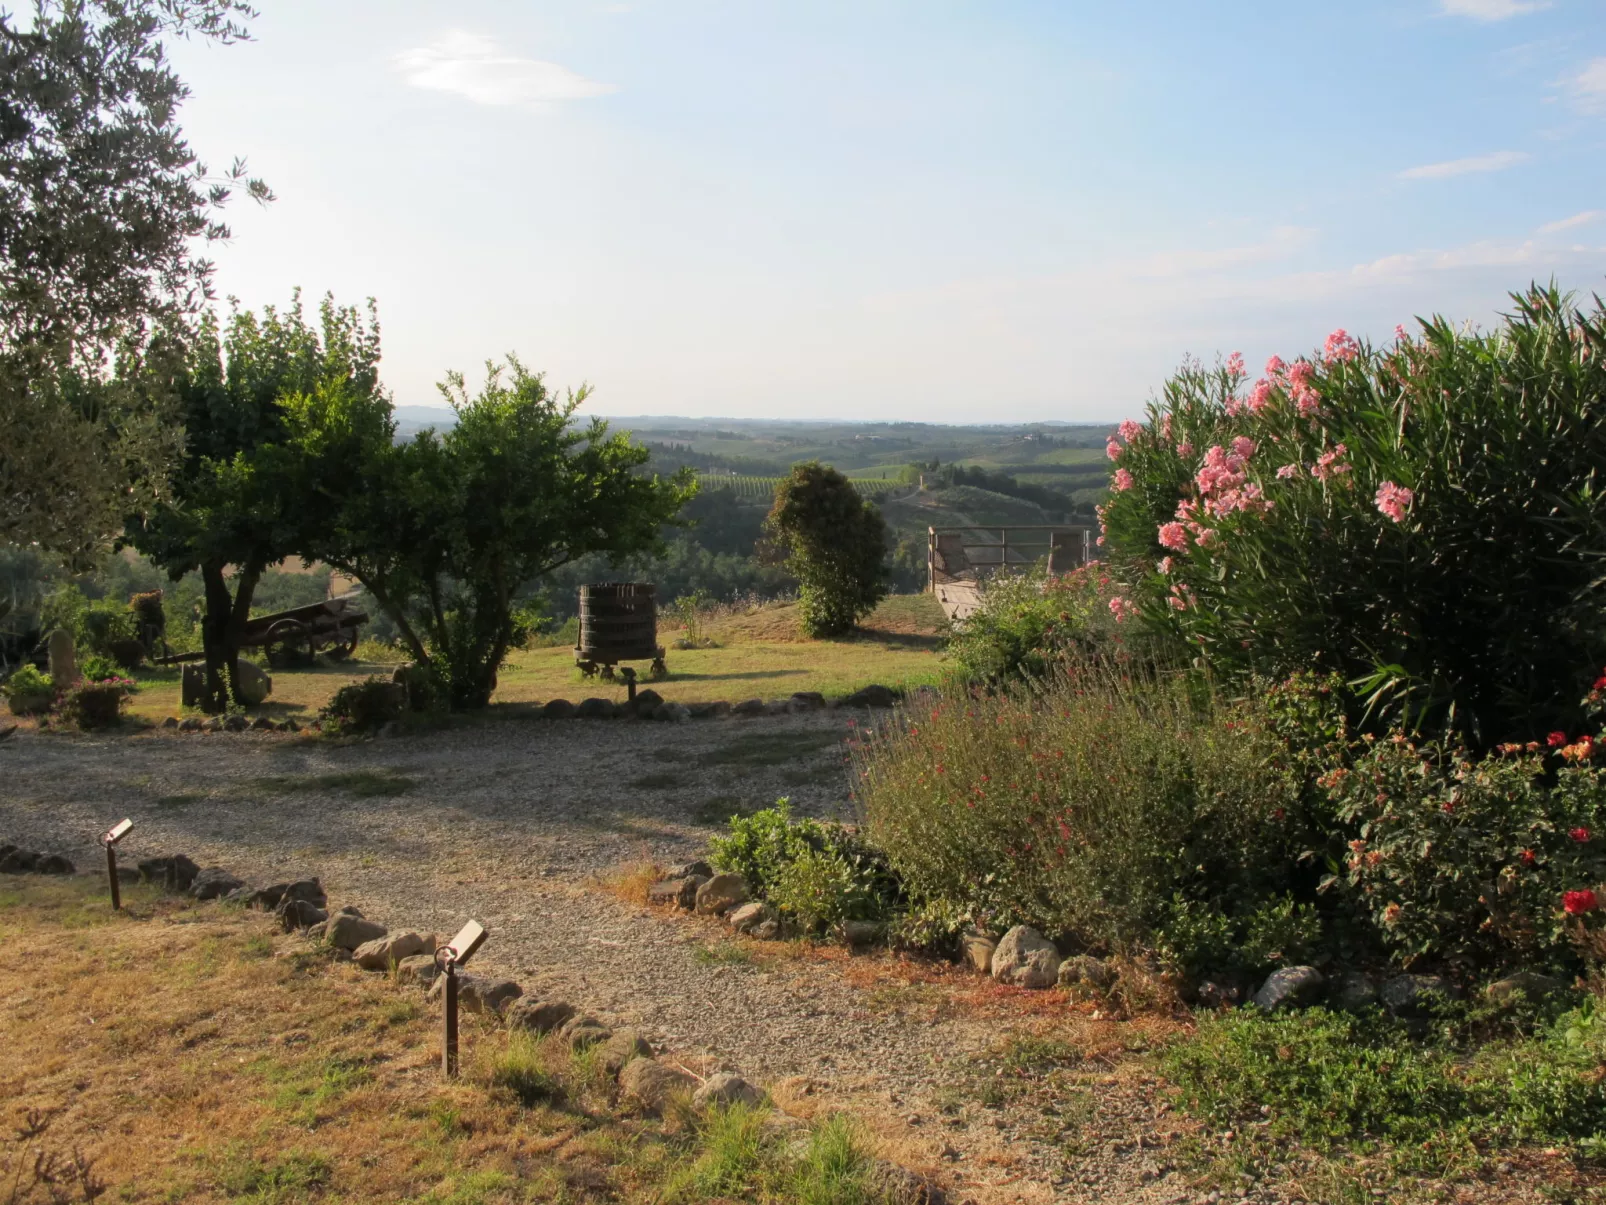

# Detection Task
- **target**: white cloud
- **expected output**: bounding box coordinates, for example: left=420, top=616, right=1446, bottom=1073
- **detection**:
left=1538, top=210, right=1605, bottom=234
left=393, top=31, right=615, bottom=108
left=1439, top=0, right=1549, bottom=20
left=1398, top=150, right=1529, bottom=179
left=1565, top=57, right=1606, bottom=114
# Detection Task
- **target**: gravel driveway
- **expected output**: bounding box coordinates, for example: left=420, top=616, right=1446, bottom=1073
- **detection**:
left=2, top=716, right=1213, bottom=1205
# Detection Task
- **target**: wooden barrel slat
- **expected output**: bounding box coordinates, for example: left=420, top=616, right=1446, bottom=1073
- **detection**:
left=578, top=582, right=659, bottom=661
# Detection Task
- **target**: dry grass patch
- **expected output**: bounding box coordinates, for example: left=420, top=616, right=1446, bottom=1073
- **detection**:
left=0, top=877, right=918, bottom=1204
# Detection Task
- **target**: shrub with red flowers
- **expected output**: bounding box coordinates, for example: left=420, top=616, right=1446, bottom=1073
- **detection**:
left=1326, top=733, right=1606, bottom=969
left=1099, top=284, right=1606, bottom=747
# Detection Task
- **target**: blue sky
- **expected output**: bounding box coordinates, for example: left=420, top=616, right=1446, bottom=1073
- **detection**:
left=170, top=0, right=1606, bottom=422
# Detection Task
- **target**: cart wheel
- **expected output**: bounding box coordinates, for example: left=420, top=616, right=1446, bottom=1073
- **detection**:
left=326, top=630, right=359, bottom=661
left=263, top=619, right=312, bottom=669
left=649, top=657, right=668, bottom=681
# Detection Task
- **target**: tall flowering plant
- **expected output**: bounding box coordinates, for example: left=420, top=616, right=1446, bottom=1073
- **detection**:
left=1100, top=284, right=1606, bottom=746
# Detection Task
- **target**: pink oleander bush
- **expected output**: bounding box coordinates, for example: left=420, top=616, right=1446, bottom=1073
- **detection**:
left=1099, top=283, right=1606, bottom=747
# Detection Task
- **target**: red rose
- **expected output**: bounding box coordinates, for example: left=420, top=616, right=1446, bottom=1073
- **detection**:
left=1571, top=827, right=1592, bottom=843
left=1519, top=849, right=1536, bottom=866
left=1563, top=889, right=1599, bottom=915
left=1548, top=731, right=1569, bottom=747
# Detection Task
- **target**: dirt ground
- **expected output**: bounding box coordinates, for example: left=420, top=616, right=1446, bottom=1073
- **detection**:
left=2, top=716, right=1593, bottom=1205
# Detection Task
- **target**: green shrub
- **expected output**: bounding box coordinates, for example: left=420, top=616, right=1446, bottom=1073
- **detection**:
left=320, top=675, right=405, bottom=733
left=1155, top=893, right=1323, bottom=979
left=1163, top=1001, right=1606, bottom=1159
left=78, top=653, right=124, bottom=683
left=2, top=663, right=53, bottom=705
left=1326, top=734, right=1606, bottom=970
left=1100, top=284, right=1606, bottom=747
left=853, top=660, right=1316, bottom=951
left=943, top=566, right=1118, bottom=684
left=60, top=678, right=132, bottom=728
left=710, top=801, right=901, bottom=934
left=764, top=462, right=888, bottom=638
left=486, top=1032, right=560, bottom=1107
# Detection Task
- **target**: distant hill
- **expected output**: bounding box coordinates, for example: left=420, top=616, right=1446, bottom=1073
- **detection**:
left=392, top=405, right=456, bottom=440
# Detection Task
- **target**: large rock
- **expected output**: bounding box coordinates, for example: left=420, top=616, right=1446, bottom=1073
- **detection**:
left=1380, top=973, right=1459, bottom=1017
left=961, top=932, right=997, bottom=974
left=576, top=698, right=617, bottom=719
left=1330, top=971, right=1380, bottom=1011
left=34, top=853, right=74, bottom=875
left=840, top=920, right=882, bottom=949
left=180, top=664, right=206, bottom=709
left=233, top=660, right=272, bottom=706
left=598, top=1030, right=653, bottom=1075
left=649, top=875, right=705, bottom=909
left=654, top=702, right=692, bottom=723
left=139, top=854, right=200, bottom=891
left=427, top=973, right=523, bottom=1015
left=222, top=713, right=248, bottom=733
left=990, top=926, right=1061, bottom=989
left=541, top=698, right=576, bottom=719
left=669, top=860, right=714, bottom=881
left=1486, top=972, right=1568, bottom=1007
left=731, top=698, right=766, bottom=717
left=250, top=878, right=325, bottom=912
left=325, top=912, right=387, bottom=951
left=1058, top=955, right=1115, bottom=996
left=277, top=899, right=328, bottom=932
left=630, top=689, right=664, bottom=715
left=396, top=954, right=439, bottom=987
left=47, top=627, right=76, bottom=688
left=1253, top=966, right=1326, bottom=1012
left=0, top=848, right=38, bottom=873
left=726, top=901, right=772, bottom=934
left=870, top=1161, right=948, bottom=1205
left=505, top=999, right=577, bottom=1035
left=844, top=684, right=895, bottom=708
left=189, top=868, right=246, bottom=900
left=693, top=1072, right=764, bottom=1110
left=619, top=1058, right=697, bottom=1113
left=695, top=873, right=750, bottom=916
left=557, top=1013, right=612, bottom=1049
left=353, top=931, right=434, bottom=971
left=751, top=919, right=781, bottom=941
left=790, top=691, right=827, bottom=711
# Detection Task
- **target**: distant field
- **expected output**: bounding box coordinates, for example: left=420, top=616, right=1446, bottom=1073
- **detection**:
left=694, top=472, right=903, bottom=499
left=105, top=595, right=949, bottom=725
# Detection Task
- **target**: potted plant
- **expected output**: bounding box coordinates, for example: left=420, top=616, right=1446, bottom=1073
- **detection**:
left=3, top=665, right=55, bottom=716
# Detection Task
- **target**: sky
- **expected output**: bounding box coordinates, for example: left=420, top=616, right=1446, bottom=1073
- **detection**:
left=169, top=0, right=1606, bottom=423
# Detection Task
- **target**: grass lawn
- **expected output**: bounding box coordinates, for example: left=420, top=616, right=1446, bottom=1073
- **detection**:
left=110, top=594, right=949, bottom=726
left=0, top=877, right=897, bottom=1204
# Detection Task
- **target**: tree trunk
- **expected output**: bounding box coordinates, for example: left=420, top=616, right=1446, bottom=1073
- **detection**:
left=224, top=560, right=264, bottom=705
left=199, top=562, right=233, bottom=715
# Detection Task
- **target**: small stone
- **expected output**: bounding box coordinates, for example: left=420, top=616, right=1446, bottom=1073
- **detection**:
left=648, top=876, right=705, bottom=909
left=178, top=717, right=204, bottom=732
left=34, top=853, right=74, bottom=876
left=869, top=1160, right=948, bottom=1205
left=222, top=713, right=248, bottom=733
left=1330, top=971, right=1380, bottom=1011
left=325, top=912, right=387, bottom=950
left=631, top=689, right=664, bottom=714
left=189, top=867, right=245, bottom=900
left=694, top=1072, right=764, bottom=1110
left=619, top=1058, right=697, bottom=1113
left=427, top=974, right=523, bottom=1015
left=1193, top=980, right=1244, bottom=1010
left=790, top=691, right=826, bottom=710
left=1486, top=972, right=1568, bottom=1007
left=731, top=698, right=766, bottom=717
left=961, top=932, right=997, bottom=974
left=277, top=899, right=328, bottom=932
left=556, top=1013, right=612, bottom=1048
left=353, top=931, right=432, bottom=971
left=695, top=872, right=750, bottom=916
left=541, top=699, right=576, bottom=719
left=991, top=925, right=1061, bottom=989
left=654, top=702, right=692, bottom=722
left=1059, top=955, right=1116, bottom=995
left=203, top=717, right=222, bottom=732
left=751, top=919, right=781, bottom=941
left=278, top=879, right=326, bottom=909
left=576, top=697, right=617, bottom=719
left=839, top=919, right=881, bottom=949
left=691, top=700, right=731, bottom=718
left=395, top=954, right=438, bottom=987
left=505, top=999, right=577, bottom=1034
left=1253, top=966, right=1326, bottom=1012
left=669, top=860, right=714, bottom=880
left=161, top=716, right=179, bottom=729
left=598, top=1029, right=653, bottom=1074
left=1380, top=973, right=1460, bottom=1017
left=249, top=716, right=275, bottom=731
left=139, top=854, right=200, bottom=891
left=845, top=684, right=896, bottom=708
left=727, top=901, right=770, bottom=933
left=281, top=719, right=300, bottom=733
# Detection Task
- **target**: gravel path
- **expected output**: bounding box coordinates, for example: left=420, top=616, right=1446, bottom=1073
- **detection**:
left=1, top=717, right=1239, bottom=1205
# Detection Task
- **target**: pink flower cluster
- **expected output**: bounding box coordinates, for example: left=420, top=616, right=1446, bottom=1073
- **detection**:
left=1157, top=521, right=1189, bottom=552
left=1311, top=443, right=1350, bottom=482
left=1107, top=417, right=1145, bottom=462
left=1167, top=581, right=1197, bottom=611
left=1286, top=360, right=1322, bottom=417
left=1108, top=595, right=1136, bottom=623
left=1112, top=468, right=1134, bottom=492
left=1323, top=328, right=1360, bottom=364
left=1194, top=440, right=1270, bottom=519
left=1375, top=480, right=1414, bottom=524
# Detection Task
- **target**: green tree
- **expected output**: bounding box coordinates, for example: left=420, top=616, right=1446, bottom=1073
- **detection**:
left=764, top=461, right=888, bottom=637
left=128, top=293, right=388, bottom=711
left=0, top=0, right=270, bottom=561
left=310, top=357, right=697, bottom=710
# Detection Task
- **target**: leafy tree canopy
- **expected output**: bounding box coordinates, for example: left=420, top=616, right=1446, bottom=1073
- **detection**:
left=764, top=460, right=888, bottom=638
